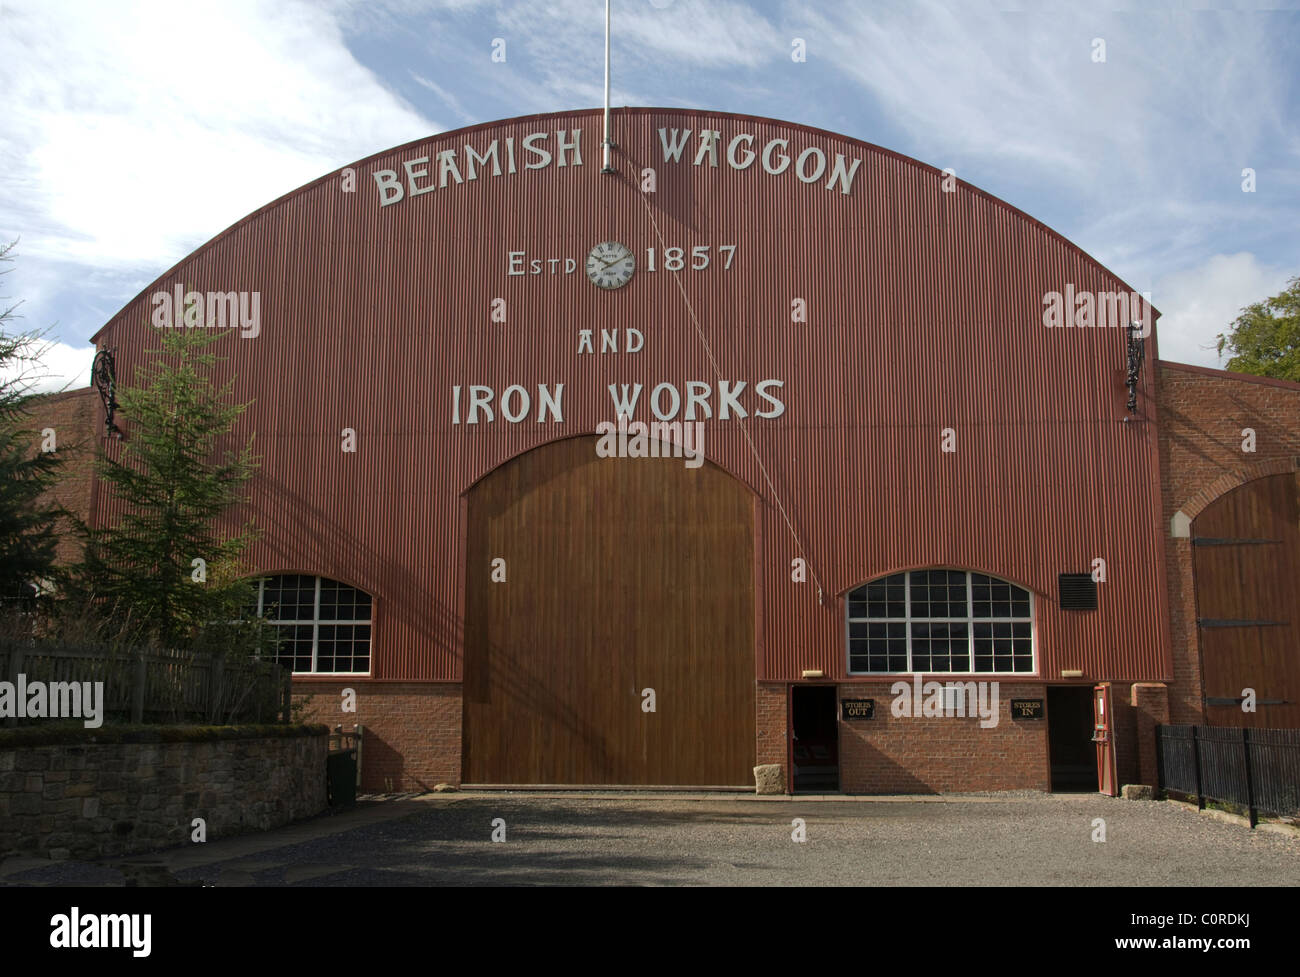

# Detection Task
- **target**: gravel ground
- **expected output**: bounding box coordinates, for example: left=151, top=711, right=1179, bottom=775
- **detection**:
left=4, top=792, right=1299, bottom=886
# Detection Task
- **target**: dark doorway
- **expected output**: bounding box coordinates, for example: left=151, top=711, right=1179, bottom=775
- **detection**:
left=791, top=686, right=839, bottom=792
left=1048, top=686, right=1096, bottom=791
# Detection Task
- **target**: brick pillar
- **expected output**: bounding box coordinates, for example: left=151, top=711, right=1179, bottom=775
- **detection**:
left=1130, top=683, right=1170, bottom=788
left=1111, top=692, right=1139, bottom=788
left=755, top=683, right=788, bottom=792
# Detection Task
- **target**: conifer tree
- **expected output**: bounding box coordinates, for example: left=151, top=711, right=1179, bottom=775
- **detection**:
left=0, top=240, right=64, bottom=605
left=78, top=324, right=261, bottom=648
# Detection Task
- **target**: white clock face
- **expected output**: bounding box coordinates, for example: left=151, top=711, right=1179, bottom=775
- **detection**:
left=586, top=241, right=635, bottom=290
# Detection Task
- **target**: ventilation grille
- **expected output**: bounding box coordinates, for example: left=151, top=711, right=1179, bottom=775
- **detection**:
left=1059, top=573, right=1098, bottom=611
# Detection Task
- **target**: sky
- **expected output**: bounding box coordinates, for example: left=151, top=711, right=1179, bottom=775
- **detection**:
left=1, top=0, right=1297, bottom=392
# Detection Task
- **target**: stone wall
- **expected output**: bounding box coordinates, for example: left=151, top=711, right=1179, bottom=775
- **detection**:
left=0, top=724, right=329, bottom=860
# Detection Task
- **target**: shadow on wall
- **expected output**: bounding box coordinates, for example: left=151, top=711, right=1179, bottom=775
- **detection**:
left=838, top=713, right=1052, bottom=794
left=251, top=470, right=463, bottom=674
left=1159, top=392, right=1300, bottom=479
left=294, top=693, right=408, bottom=793
left=838, top=743, right=952, bottom=794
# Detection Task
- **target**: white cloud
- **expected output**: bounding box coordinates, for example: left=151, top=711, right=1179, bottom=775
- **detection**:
left=1153, top=253, right=1291, bottom=368
left=411, top=72, right=472, bottom=123
left=476, top=0, right=781, bottom=110
left=0, top=0, right=436, bottom=271
left=797, top=3, right=1099, bottom=175
left=34, top=340, right=97, bottom=393
left=2, top=0, right=1295, bottom=374
left=789, top=2, right=1299, bottom=337
left=489, top=0, right=783, bottom=70
left=614, top=1, right=785, bottom=69
left=0, top=339, right=96, bottom=395
left=796, top=2, right=1291, bottom=201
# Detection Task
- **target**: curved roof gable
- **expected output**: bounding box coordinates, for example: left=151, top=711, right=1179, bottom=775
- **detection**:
left=94, top=106, right=1155, bottom=341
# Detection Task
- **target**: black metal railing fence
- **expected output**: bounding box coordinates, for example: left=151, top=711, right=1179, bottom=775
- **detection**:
left=1157, top=724, right=1300, bottom=826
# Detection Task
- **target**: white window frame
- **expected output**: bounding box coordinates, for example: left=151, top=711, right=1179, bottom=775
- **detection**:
left=254, top=575, right=373, bottom=676
left=846, top=569, right=1037, bottom=677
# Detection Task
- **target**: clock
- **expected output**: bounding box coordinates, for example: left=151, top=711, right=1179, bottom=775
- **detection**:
left=585, top=241, right=635, bottom=290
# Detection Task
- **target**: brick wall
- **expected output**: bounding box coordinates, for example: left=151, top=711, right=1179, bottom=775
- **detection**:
left=25, top=387, right=98, bottom=566
left=0, top=724, right=327, bottom=860
left=1156, top=362, right=1300, bottom=725
left=837, top=682, right=1049, bottom=793
left=293, top=681, right=461, bottom=792
left=1111, top=689, right=1139, bottom=788
left=1130, top=683, right=1169, bottom=786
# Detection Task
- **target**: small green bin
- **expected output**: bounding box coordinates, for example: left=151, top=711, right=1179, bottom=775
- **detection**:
left=326, top=749, right=357, bottom=806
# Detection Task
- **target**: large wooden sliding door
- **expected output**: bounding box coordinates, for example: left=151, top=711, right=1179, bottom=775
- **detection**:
left=1193, top=472, right=1300, bottom=728
left=463, top=436, right=756, bottom=784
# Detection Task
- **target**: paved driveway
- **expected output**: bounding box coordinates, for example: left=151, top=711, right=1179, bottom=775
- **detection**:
left=3, top=792, right=1299, bottom=886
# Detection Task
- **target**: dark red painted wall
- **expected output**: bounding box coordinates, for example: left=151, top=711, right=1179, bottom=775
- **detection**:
left=90, top=107, right=1170, bottom=685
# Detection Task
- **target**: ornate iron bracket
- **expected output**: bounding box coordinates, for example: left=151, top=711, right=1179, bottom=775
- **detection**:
left=1125, top=321, right=1145, bottom=414
left=91, top=346, right=121, bottom=439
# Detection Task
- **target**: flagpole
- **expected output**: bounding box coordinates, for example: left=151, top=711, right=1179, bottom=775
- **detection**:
left=601, top=0, right=615, bottom=174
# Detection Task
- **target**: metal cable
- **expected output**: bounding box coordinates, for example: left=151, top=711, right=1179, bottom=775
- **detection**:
left=635, top=188, right=826, bottom=604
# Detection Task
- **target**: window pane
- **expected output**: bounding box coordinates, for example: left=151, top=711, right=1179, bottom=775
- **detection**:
left=869, top=577, right=897, bottom=618
left=351, top=587, right=372, bottom=620
left=297, top=578, right=316, bottom=617
left=243, top=583, right=262, bottom=618
left=320, top=582, right=372, bottom=622
left=273, top=623, right=313, bottom=673
left=252, top=577, right=373, bottom=673
left=264, top=575, right=316, bottom=621
left=319, top=583, right=340, bottom=621
left=849, top=571, right=1029, bottom=674
left=261, top=578, right=284, bottom=620
left=908, top=572, right=929, bottom=617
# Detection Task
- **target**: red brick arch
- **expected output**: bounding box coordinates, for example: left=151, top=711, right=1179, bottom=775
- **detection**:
left=1174, top=456, right=1300, bottom=528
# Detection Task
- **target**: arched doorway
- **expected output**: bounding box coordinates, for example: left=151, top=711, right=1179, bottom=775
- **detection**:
left=462, top=436, right=756, bottom=785
left=1192, top=471, right=1300, bottom=728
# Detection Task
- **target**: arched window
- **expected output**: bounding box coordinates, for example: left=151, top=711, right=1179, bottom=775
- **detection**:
left=846, top=569, right=1034, bottom=674
left=251, top=575, right=373, bottom=674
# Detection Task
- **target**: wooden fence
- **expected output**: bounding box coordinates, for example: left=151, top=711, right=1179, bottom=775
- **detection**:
left=0, top=639, right=292, bottom=727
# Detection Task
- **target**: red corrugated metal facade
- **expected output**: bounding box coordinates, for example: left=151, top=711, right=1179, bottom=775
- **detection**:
left=89, top=106, right=1171, bottom=696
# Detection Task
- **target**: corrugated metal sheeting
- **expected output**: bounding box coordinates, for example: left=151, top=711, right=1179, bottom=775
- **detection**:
left=90, top=108, right=1171, bottom=684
